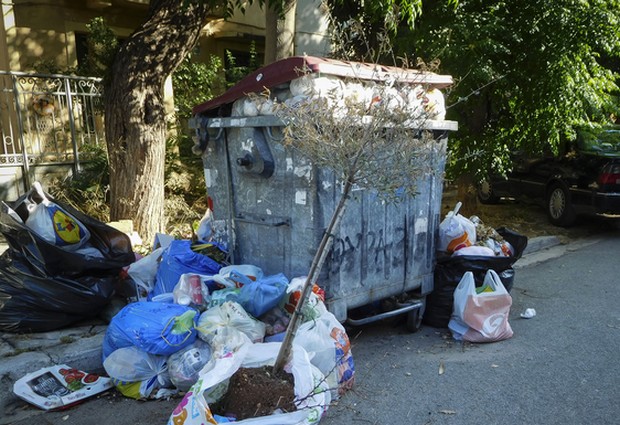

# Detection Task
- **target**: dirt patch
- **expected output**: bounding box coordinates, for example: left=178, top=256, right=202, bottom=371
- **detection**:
left=212, top=366, right=296, bottom=421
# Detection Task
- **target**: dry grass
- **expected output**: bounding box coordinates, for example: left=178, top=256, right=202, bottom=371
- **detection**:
left=441, top=193, right=618, bottom=245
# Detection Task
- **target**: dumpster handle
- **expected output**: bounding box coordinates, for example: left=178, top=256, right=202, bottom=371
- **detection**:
left=212, top=127, right=224, bottom=141
left=345, top=300, right=423, bottom=326
left=265, top=126, right=284, bottom=142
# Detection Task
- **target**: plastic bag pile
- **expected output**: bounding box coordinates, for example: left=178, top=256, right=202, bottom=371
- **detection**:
left=103, top=231, right=355, bottom=425
left=0, top=182, right=135, bottom=332
left=230, top=73, right=447, bottom=121
left=424, top=202, right=529, bottom=329
left=438, top=202, right=515, bottom=257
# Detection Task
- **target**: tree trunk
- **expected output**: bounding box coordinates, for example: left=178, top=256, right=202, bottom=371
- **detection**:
left=264, top=0, right=297, bottom=64
left=104, top=0, right=211, bottom=243
left=456, top=173, right=478, bottom=218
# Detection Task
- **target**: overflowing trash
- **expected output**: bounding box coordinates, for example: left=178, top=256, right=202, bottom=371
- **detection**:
left=0, top=182, right=135, bottom=332
left=424, top=202, right=528, bottom=330
left=1, top=182, right=356, bottom=422
left=228, top=72, right=447, bottom=122
left=438, top=202, right=516, bottom=258
left=89, top=214, right=356, bottom=423
left=103, top=250, right=356, bottom=399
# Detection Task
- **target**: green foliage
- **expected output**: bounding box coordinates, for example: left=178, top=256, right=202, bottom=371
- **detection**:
left=395, top=0, right=620, bottom=180
left=172, top=53, right=224, bottom=119
left=225, top=42, right=261, bottom=87
left=77, top=17, right=118, bottom=79
left=29, top=59, right=73, bottom=75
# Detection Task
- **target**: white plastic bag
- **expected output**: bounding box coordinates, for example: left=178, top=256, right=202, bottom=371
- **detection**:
left=103, top=346, right=170, bottom=384
left=438, top=202, right=476, bottom=253
left=127, top=247, right=164, bottom=299
left=196, top=208, right=214, bottom=241
left=422, top=88, right=446, bottom=120
left=279, top=276, right=326, bottom=320
left=211, top=264, right=264, bottom=288
left=103, top=346, right=172, bottom=399
left=448, top=270, right=514, bottom=342
left=451, top=246, right=495, bottom=257
left=197, top=301, right=266, bottom=344
left=173, top=273, right=211, bottom=308
left=167, top=343, right=330, bottom=425
left=168, top=339, right=213, bottom=392
left=24, top=182, right=90, bottom=250
left=295, top=309, right=355, bottom=398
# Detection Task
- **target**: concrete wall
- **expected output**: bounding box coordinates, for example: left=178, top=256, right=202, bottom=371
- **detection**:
left=295, top=0, right=331, bottom=57
left=3, top=0, right=145, bottom=72
left=2, top=0, right=331, bottom=74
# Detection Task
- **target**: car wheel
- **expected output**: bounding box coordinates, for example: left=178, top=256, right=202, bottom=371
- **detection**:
left=477, top=179, right=500, bottom=204
left=546, top=182, right=576, bottom=226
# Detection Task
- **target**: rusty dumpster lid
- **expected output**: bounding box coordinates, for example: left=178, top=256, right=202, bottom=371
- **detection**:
left=192, top=55, right=453, bottom=116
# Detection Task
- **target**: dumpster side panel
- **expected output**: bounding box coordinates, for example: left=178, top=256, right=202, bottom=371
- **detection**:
left=320, top=139, right=447, bottom=321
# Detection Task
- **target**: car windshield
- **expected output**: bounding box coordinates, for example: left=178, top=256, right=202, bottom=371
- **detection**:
left=576, top=128, right=620, bottom=157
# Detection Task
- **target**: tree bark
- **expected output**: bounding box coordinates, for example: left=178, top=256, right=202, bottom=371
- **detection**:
left=104, top=0, right=211, bottom=243
left=264, top=0, right=297, bottom=64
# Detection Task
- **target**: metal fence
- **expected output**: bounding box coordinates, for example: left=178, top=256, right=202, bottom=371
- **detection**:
left=0, top=71, right=105, bottom=200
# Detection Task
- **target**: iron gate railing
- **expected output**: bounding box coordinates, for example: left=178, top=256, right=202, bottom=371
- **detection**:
left=0, top=71, right=105, bottom=197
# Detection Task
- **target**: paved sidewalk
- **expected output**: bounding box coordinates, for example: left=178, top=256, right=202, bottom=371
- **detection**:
left=0, top=234, right=564, bottom=421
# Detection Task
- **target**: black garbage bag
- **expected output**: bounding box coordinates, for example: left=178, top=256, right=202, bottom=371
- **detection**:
left=0, top=251, right=116, bottom=332
left=423, top=228, right=528, bottom=329
left=0, top=190, right=135, bottom=277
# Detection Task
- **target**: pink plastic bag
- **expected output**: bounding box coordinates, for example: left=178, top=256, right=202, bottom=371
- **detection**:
left=448, top=270, right=513, bottom=342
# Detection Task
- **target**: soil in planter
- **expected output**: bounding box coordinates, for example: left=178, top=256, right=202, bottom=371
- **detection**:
left=213, top=366, right=297, bottom=421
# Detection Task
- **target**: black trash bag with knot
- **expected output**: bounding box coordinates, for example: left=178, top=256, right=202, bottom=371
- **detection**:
left=0, top=251, right=116, bottom=333
left=423, top=228, right=528, bottom=329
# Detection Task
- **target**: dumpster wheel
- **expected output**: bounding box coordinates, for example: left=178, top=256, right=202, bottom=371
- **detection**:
left=405, top=297, right=426, bottom=333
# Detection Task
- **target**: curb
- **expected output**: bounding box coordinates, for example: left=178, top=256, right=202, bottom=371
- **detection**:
left=0, top=326, right=106, bottom=421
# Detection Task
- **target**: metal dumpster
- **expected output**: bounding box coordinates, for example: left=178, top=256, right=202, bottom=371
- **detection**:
left=190, top=56, right=458, bottom=329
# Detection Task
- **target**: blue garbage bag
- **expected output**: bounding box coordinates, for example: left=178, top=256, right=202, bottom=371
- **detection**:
left=103, top=301, right=198, bottom=360
left=237, top=273, right=289, bottom=318
left=151, top=240, right=223, bottom=298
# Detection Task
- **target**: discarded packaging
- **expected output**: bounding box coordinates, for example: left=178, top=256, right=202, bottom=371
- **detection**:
left=13, top=365, right=112, bottom=410
left=520, top=308, right=537, bottom=319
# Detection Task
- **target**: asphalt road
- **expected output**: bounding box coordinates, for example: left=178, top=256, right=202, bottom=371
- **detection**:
left=5, top=228, right=620, bottom=425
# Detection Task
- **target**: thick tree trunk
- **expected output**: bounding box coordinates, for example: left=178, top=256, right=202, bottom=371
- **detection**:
left=264, top=0, right=297, bottom=64
left=104, top=0, right=211, bottom=244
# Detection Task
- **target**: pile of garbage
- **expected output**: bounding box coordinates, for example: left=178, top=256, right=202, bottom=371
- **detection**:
left=437, top=202, right=516, bottom=258
left=103, top=228, right=354, bottom=423
left=0, top=183, right=355, bottom=424
left=0, top=182, right=135, bottom=332
left=229, top=73, right=446, bottom=121
left=423, top=202, right=529, bottom=329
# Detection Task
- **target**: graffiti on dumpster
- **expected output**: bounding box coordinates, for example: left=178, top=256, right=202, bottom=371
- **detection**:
left=326, top=226, right=411, bottom=278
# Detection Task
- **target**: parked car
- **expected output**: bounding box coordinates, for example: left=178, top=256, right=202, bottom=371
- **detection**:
left=477, top=127, right=620, bottom=226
